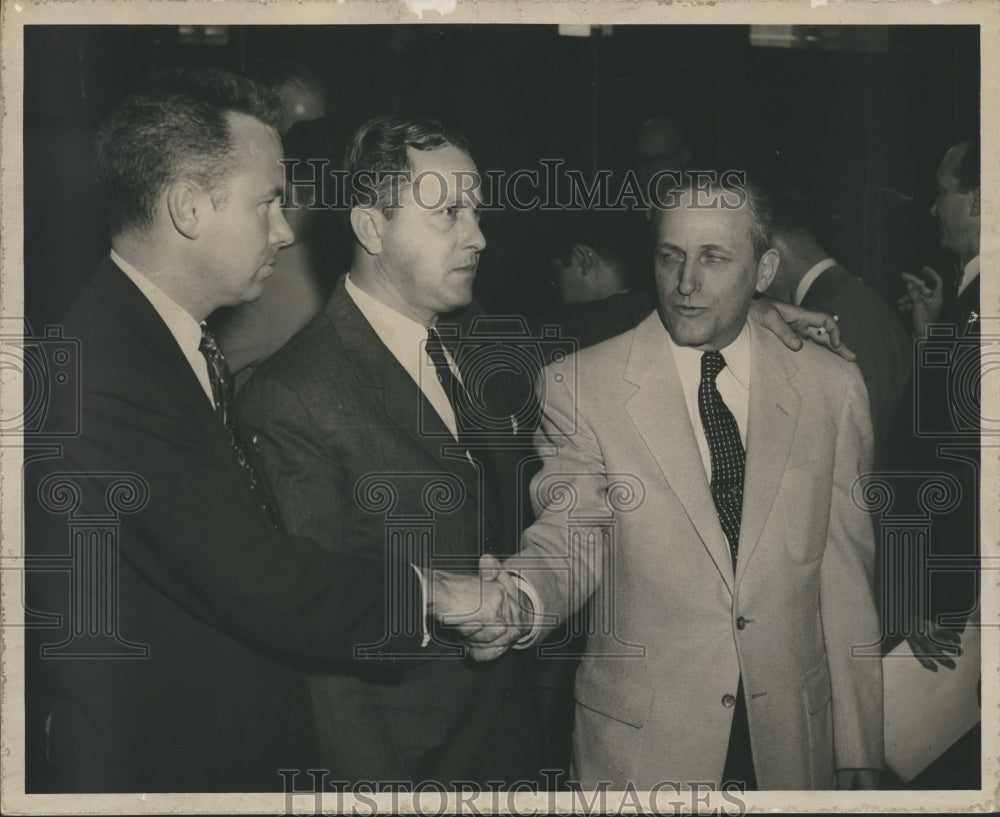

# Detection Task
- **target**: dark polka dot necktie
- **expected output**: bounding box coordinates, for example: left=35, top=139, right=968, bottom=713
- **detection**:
left=698, top=350, right=745, bottom=567
left=199, top=326, right=279, bottom=529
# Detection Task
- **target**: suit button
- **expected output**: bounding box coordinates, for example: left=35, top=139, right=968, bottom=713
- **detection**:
left=503, top=688, right=513, bottom=701
left=722, top=693, right=736, bottom=708
left=736, top=616, right=747, bottom=630
left=485, top=535, right=495, bottom=554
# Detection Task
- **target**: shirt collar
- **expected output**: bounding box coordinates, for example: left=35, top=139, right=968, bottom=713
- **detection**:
left=344, top=272, right=431, bottom=361
left=958, top=255, right=980, bottom=297
left=793, top=257, right=838, bottom=306
left=668, top=321, right=752, bottom=389
left=110, top=249, right=205, bottom=350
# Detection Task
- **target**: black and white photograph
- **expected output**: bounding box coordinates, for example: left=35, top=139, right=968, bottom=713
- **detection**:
left=1, top=1, right=995, bottom=813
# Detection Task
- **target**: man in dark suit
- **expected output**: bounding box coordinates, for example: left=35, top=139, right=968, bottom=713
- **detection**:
left=531, top=210, right=655, bottom=356
left=886, top=138, right=981, bottom=788
left=238, top=115, right=545, bottom=785
left=24, top=69, right=439, bottom=793
left=763, top=184, right=912, bottom=462
left=901, top=138, right=981, bottom=335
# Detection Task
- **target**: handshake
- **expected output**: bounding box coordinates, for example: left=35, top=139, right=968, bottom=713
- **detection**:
left=427, top=554, right=535, bottom=661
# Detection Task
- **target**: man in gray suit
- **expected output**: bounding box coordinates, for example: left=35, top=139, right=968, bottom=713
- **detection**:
left=475, top=174, right=884, bottom=791
left=239, top=115, right=545, bottom=785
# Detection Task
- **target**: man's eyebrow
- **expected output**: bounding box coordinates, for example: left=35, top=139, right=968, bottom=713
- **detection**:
left=657, top=241, right=684, bottom=252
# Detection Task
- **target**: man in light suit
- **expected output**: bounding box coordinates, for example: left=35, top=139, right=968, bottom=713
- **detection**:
left=483, top=174, right=884, bottom=790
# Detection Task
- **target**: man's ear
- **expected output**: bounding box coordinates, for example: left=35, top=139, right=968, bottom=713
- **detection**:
left=165, top=181, right=205, bottom=240
left=350, top=207, right=383, bottom=255
left=755, top=248, right=780, bottom=293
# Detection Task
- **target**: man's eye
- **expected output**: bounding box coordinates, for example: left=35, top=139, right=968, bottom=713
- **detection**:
left=704, top=253, right=727, bottom=263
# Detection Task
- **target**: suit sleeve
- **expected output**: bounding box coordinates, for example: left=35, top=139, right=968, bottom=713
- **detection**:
left=821, top=367, right=885, bottom=770
left=505, top=362, right=610, bottom=639
left=31, top=361, right=423, bottom=664
left=239, top=368, right=451, bottom=661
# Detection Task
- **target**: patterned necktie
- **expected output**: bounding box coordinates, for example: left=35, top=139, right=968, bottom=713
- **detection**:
left=199, top=326, right=279, bottom=529
left=425, top=327, right=471, bottom=440
left=698, top=351, right=745, bottom=566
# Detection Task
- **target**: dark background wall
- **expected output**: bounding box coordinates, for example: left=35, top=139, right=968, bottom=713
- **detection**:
left=23, top=24, right=979, bottom=328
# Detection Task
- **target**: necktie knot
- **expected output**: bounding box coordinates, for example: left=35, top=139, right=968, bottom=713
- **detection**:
left=701, top=350, right=727, bottom=383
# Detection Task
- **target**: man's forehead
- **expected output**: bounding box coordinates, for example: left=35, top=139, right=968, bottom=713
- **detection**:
left=657, top=199, right=752, bottom=244
left=405, top=145, right=481, bottom=202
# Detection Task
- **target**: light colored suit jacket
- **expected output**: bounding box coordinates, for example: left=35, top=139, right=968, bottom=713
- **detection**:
left=508, top=312, right=883, bottom=790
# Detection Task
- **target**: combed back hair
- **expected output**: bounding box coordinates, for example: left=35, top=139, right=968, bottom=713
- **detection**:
left=767, top=182, right=823, bottom=243
left=657, top=171, right=774, bottom=260
left=546, top=209, right=649, bottom=288
left=344, top=114, right=471, bottom=216
left=954, top=137, right=980, bottom=193
left=94, top=67, right=280, bottom=236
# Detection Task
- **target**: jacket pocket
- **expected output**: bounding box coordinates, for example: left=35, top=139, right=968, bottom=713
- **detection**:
left=575, top=662, right=653, bottom=728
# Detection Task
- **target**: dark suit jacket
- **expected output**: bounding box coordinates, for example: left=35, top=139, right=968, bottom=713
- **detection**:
left=238, top=276, right=544, bottom=785
left=883, top=267, right=980, bottom=628
left=799, top=264, right=912, bottom=462
left=529, top=290, right=656, bottom=360
left=24, top=260, right=421, bottom=793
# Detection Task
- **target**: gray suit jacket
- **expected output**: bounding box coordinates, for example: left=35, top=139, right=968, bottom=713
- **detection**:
left=239, top=276, right=543, bottom=784
left=508, top=313, right=883, bottom=789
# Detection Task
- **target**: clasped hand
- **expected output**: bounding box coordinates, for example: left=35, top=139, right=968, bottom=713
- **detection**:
left=429, top=554, right=532, bottom=662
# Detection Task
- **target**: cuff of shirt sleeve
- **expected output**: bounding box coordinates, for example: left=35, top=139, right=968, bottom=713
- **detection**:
left=505, top=570, right=543, bottom=649
left=410, top=563, right=431, bottom=648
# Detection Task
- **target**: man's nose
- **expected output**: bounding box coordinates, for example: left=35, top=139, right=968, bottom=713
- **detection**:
left=677, top=259, right=698, bottom=295
left=464, top=213, right=486, bottom=252
left=271, top=207, right=295, bottom=248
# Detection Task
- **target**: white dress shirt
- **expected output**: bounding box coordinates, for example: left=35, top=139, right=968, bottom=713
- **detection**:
left=958, top=255, right=980, bottom=298
left=668, top=323, right=752, bottom=480
left=111, top=250, right=215, bottom=407
left=793, top=257, right=838, bottom=306
left=345, top=274, right=461, bottom=441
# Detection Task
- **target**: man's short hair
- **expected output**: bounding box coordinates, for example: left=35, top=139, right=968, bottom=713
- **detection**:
left=94, top=67, right=280, bottom=236
left=766, top=181, right=823, bottom=244
left=344, top=114, right=470, bottom=216
left=658, top=171, right=774, bottom=260
left=953, top=137, right=980, bottom=193
left=546, top=209, right=649, bottom=288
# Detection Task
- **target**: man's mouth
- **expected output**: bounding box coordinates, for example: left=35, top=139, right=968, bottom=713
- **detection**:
left=671, top=303, right=706, bottom=317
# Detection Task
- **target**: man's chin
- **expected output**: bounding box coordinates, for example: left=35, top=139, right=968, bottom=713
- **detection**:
left=663, top=316, right=712, bottom=349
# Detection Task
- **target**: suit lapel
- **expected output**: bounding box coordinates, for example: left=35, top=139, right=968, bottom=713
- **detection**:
left=324, top=278, right=482, bottom=500
left=735, top=322, right=801, bottom=584
left=623, top=314, right=736, bottom=594
left=98, top=259, right=223, bottom=425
